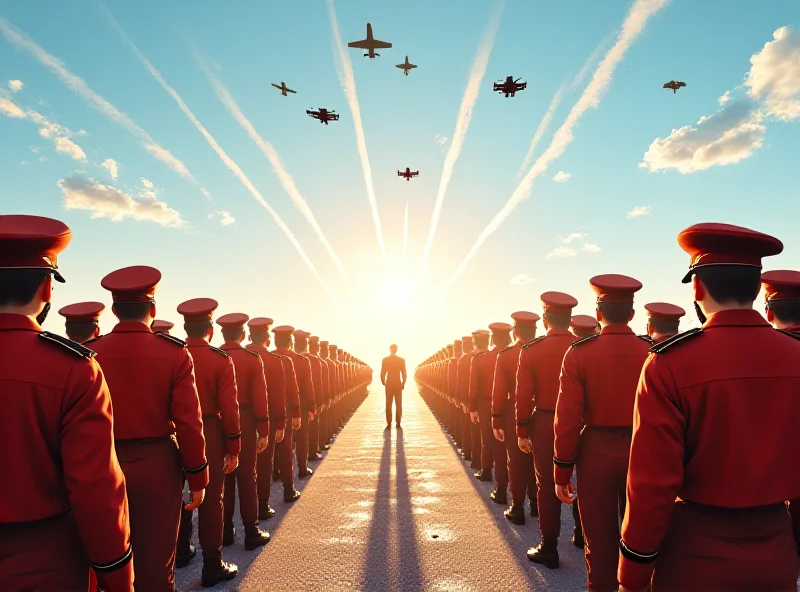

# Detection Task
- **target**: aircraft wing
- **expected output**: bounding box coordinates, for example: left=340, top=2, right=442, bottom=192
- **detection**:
left=286, top=88, right=297, bottom=93
left=348, top=39, right=372, bottom=49
left=411, top=172, right=419, bottom=176
left=271, top=83, right=281, bottom=89
left=371, top=39, right=392, bottom=49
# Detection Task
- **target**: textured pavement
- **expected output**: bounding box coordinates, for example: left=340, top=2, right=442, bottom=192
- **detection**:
left=176, top=384, right=591, bottom=591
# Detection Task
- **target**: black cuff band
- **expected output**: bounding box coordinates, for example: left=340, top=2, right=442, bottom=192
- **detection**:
left=619, top=539, right=659, bottom=564
left=226, top=432, right=241, bottom=440
left=553, top=456, right=575, bottom=468
left=185, top=460, right=208, bottom=475
left=91, top=544, right=133, bottom=573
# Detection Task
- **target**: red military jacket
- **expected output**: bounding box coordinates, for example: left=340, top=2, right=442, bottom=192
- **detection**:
left=553, top=324, right=651, bottom=485
left=279, top=349, right=314, bottom=411
left=491, top=339, right=531, bottom=430
left=303, top=352, right=325, bottom=410
left=515, top=329, right=577, bottom=438
left=277, top=352, right=301, bottom=417
left=0, top=314, right=133, bottom=587
left=468, top=347, right=496, bottom=412
left=456, top=351, right=477, bottom=407
left=651, top=332, right=677, bottom=345
left=220, top=342, right=270, bottom=437
left=619, top=310, right=800, bottom=589
left=246, top=343, right=289, bottom=428
left=186, top=338, right=241, bottom=456
left=90, top=321, right=209, bottom=491
left=322, top=357, right=338, bottom=404
left=318, top=356, right=332, bottom=407
left=330, top=359, right=343, bottom=401
left=447, top=356, right=460, bottom=403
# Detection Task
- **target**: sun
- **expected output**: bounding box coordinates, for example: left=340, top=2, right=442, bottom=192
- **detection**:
left=378, top=269, right=412, bottom=310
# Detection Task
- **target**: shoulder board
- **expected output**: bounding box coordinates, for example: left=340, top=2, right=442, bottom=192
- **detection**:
left=570, top=333, right=600, bottom=348
left=38, top=331, right=95, bottom=358
left=209, top=346, right=229, bottom=358
left=265, top=350, right=281, bottom=359
left=776, top=329, right=800, bottom=343
left=473, top=350, right=491, bottom=358
left=521, top=335, right=547, bottom=350
left=637, top=334, right=654, bottom=343
left=499, top=343, right=517, bottom=353
left=649, top=328, right=703, bottom=354
left=243, top=348, right=261, bottom=357
left=83, top=335, right=103, bottom=345
left=156, top=333, right=187, bottom=347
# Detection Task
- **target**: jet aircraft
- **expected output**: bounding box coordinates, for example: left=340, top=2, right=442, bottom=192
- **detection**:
left=663, top=80, right=687, bottom=94
left=348, top=23, right=392, bottom=59
left=271, top=82, right=296, bottom=96
left=306, top=108, right=339, bottom=125
left=398, top=167, right=419, bottom=181
left=493, top=76, right=527, bottom=98
left=396, top=56, right=417, bottom=76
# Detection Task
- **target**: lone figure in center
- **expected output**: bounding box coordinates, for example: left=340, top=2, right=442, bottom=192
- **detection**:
left=381, top=344, right=407, bottom=429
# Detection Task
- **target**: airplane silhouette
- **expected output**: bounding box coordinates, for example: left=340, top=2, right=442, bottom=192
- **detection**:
left=271, top=82, right=296, bottom=97
left=348, top=23, right=392, bottom=59
left=306, top=108, right=339, bottom=125
left=493, top=76, right=527, bottom=98
left=663, top=80, right=687, bottom=94
left=398, top=167, right=419, bottom=181
left=396, top=56, right=417, bottom=76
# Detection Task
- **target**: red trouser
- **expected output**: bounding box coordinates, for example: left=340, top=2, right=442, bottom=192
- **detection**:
left=307, top=414, right=319, bottom=456
left=276, top=423, right=295, bottom=489
left=0, top=512, right=89, bottom=590
left=576, top=427, right=631, bottom=592
left=258, top=424, right=280, bottom=512
left=117, top=437, right=183, bottom=591
left=385, top=388, right=402, bottom=425
left=532, top=411, right=561, bottom=541
left=477, top=398, right=495, bottom=476
left=503, top=402, right=536, bottom=504
left=491, top=405, right=509, bottom=489
left=460, top=408, right=472, bottom=457
left=295, top=410, right=310, bottom=474
left=196, top=416, right=226, bottom=561
left=652, top=502, right=799, bottom=591
left=223, top=407, right=259, bottom=531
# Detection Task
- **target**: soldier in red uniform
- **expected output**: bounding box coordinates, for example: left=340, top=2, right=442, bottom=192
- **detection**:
left=470, top=324, right=512, bottom=492
left=553, top=274, right=651, bottom=591
left=58, top=301, right=104, bottom=343
left=303, top=333, right=326, bottom=460
left=91, top=265, right=208, bottom=591
left=643, top=302, right=685, bottom=344
left=274, top=326, right=303, bottom=503
left=448, top=340, right=463, bottom=449
left=329, top=344, right=344, bottom=435
left=516, top=292, right=578, bottom=568
left=287, top=328, right=317, bottom=475
left=245, top=317, right=289, bottom=519
left=0, top=215, right=133, bottom=591
left=456, top=335, right=477, bottom=465
left=173, top=298, right=241, bottom=586
left=570, top=314, right=599, bottom=339
left=490, top=312, right=539, bottom=525
left=619, top=224, right=800, bottom=592
left=319, top=340, right=336, bottom=448
left=151, top=319, right=174, bottom=334
left=216, top=313, right=271, bottom=551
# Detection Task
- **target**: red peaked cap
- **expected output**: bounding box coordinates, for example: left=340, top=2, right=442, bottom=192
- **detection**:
left=272, top=325, right=295, bottom=335
left=247, top=317, right=273, bottom=330
left=0, top=215, right=71, bottom=283
left=540, top=291, right=578, bottom=314
left=58, top=301, right=105, bottom=323
left=309, top=335, right=320, bottom=342
left=511, top=311, right=540, bottom=326
left=101, top=265, right=161, bottom=303
left=644, top=302, right=686, bottom=320
left=678, top=222, right=783, bottom=284
left=761, top=270, right=800, bottom=301
left=570, top=314, right=598, bottom=330
left=590, top=274, right=642, bottom=303
left=216, top=313, right=249, bottom=328
left=177, top=298, right=218, bottom=322
left=488, top=322, right=514, bottom=335
left=472, top=329, right=490, bottom=336
left=293, top=329, right=311, bottom=339
left=151, top=320, right=174, bottom=331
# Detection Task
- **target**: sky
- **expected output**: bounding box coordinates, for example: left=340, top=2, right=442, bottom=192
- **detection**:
left=1, top=0, right=799, bottom=368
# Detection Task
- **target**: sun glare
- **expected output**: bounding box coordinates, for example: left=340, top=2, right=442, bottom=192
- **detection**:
left=379, top=269, right=412, bottom=309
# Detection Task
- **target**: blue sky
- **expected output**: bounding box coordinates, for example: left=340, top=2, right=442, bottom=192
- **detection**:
left=1, top=0, right=798, bottom=366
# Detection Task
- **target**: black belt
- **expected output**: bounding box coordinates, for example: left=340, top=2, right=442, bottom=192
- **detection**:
left=0, top=510, right=71, bottom=531
left=583, top=425, right=632, bottom=432
left=202, top=413, right=221, bottom=420
left=679, top=499, right=786, bottom=514
left=115, top=434, right=173, bottom=444
left=533, top=407, right=555, bottom=414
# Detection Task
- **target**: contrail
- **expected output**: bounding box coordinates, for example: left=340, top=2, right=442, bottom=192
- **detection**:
left=403, top=201, right=409, bottom=260
left=0, top=16, right=200, bottom=187
left=104, top=9, right=338, bottom=301
left=437, top=0, right=670, bottom=307
left=417, top=0, right=504, bottom=278
left=327, top=0, right=386, bottom=260
left=197, top=59, right=350, bottom=281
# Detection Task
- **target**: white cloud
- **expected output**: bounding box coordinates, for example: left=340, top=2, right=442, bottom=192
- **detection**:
left=0, top=97, right=26, bottom=118
left=141, top=177, right=154, bottom=190
left=718, top=90, right=730, bottom=105
left=1, top=97, right=87, bottom=162
left=434, top=134, right=448, bottom=146
left=52, top=136, right=86, bottom=161
left=553, top=170, right=572, bottom=183
left=38, top=155, right=47, bottom=162
left=509, top=273, right=536, bottom=285
left=8, top=79, right=23, bottom=92
left=29, top=145, right=40, bottom=153
left=58, top=176, right=183, bottom=227
left=208, top=210, right=235, bottom=226
left=560, top=232, right=585, bottom=244
left=745, top=26, right=800, bottom=121
left=101, top=158, right=119, bottom=180
left=627, top=205, right=652, bottom=218
left=582, top=242, right=601, bottom=253
left=200, top=188, right=211, bottom=199
left=545, top=242, right=601, bottom=260
left=640, top=100, right=765, bottom=173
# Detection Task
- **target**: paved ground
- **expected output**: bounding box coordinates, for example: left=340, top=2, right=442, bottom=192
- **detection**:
left=175, top=384, right=589, bottom=591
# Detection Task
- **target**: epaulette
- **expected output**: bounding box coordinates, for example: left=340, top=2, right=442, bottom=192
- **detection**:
left=649, top=327, right=703, bottom=354
left=156, top=333, right=187, bottom=348
left=38, top=331, right=95, bottom=358
left=521, top=335, right=547, bottom=350
left=499, top=343, right=517, bottom=353
left=243, top=348, right=261, bottom=357
left=266, top=350, right=282, bottom=358
left=209, top=346, right=229, bottom=358
left=473, top=350, right=491, bottom=358
left=83, top=335, right=103, bottom=345
left=776, top=329, right=800, bottom=343
left=637, top=334, right=654, bottom=343
left=570, top=333, right=600, bottom=348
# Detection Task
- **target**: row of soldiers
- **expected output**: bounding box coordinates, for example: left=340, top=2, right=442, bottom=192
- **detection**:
left=415, top=222, right=800, bottom=592
left=0, top=215, right=372, bottom=591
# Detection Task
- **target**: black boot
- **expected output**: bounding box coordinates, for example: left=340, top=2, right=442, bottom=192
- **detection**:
left=571, top=500, right=584, bottom=548
left=175, top=505, right=195, bottom=567
left=474, top=469, right=493, bottom=482
left=259, top=503, right=276, bottom=521
left=527, top=540, right=559, bottom=569
left=284, top=487, right=301, bottom=503
left=201, top=558, right=238, bottom=587
left=573, top=528, right=585, bottom=549
left=299, top=467, right=313, bottom=479
left=244, top=527, right=271, bottom=550
left=530, top=498, right=539, bottom=517
left=222, top=521, right=235, bottom=547
left=490, top=488, right=507, bottom=505
left=504, top=503, right=525, bottom=525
